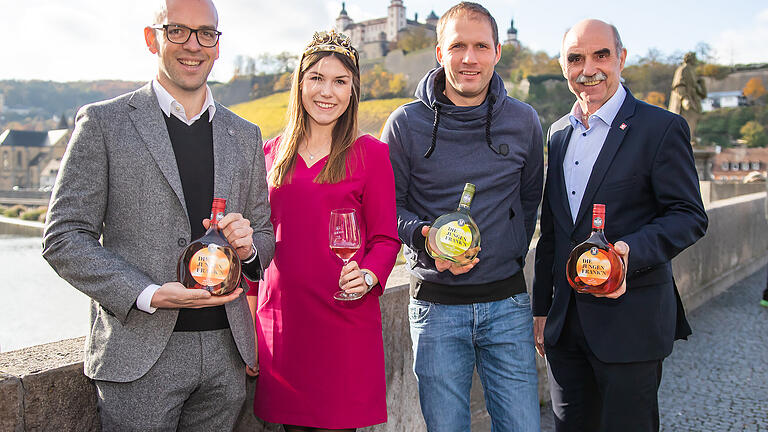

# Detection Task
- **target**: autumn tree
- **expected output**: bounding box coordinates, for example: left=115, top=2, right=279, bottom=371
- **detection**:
left=743, top=77, right=766, bottom=102
left=697, top=63, right=731, bottom=80
left=644, top=91, right=666, bottom=108
left=273, top=72, right=292, bottom=92
left=496, top=45, right=561, bottom=83
left=396, top=28, right=435, bottom=53
left=740, top=120, right=768, bottom=147
left=361, top=65, right=407, bottom=100
left=622, top=49, right=677, bottom=101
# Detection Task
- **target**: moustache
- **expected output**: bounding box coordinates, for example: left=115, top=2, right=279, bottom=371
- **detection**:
left=575, top=72, right=608, bottom=83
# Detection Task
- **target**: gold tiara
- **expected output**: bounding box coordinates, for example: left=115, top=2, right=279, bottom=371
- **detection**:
left=303, top=30, right=359, bottom=66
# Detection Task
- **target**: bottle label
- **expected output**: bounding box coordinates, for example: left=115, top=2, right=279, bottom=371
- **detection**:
left=435, top=220, right=472, bottom=257
left=460, top=192, right=473, bottom=207
left=576, top=247, right=611, bottom=286
left=189, top=244, right=231, bottom=286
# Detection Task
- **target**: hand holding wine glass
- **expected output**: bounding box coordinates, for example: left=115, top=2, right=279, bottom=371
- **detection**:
left=330, top=209, right=363, bottom=301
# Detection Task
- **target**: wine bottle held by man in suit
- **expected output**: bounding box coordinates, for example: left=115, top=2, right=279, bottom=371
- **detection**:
left=532, top=19, right=708, bottom=432
left=42, top=0, right=274, bottom=430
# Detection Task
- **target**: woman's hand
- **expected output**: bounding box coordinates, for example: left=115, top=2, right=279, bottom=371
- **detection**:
left=339, top=261, right=378, bottom=295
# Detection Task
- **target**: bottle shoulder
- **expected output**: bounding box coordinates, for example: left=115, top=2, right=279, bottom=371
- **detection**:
left=575, top=230, right=610, bottom=249
left=433, top=209, right=477, bottom=225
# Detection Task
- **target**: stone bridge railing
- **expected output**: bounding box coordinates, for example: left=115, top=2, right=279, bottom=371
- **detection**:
left=1, top=192, right=766, bottom=431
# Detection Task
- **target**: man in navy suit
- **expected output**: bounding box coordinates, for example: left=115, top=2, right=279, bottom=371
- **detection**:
left=532, top=19, right=708, bottom=431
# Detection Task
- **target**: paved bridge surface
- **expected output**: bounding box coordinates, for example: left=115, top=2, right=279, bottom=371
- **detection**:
left=532, top=266, right=768, bottom=431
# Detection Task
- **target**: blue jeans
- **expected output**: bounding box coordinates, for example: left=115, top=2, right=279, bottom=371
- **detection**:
left=409, top=293, right=540, bottom=432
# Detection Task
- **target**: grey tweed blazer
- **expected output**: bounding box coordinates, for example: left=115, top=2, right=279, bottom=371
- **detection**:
left=43, top=83, right=274, bottom=382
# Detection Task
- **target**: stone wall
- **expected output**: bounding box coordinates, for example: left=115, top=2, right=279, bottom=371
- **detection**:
left=0, top=216, right=44, bottom=237
left=1, top=192, right=766, bottom=431
left=708, top=182, right=766, bottom=203
left=673, top=192, right=768, bottom=311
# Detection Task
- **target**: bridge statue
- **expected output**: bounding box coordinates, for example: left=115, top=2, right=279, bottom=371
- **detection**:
left=669, top=52, right=707, bottom=145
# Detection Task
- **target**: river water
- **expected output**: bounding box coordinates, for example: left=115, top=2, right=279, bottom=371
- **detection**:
left=1, top=235, right=90, bottom=352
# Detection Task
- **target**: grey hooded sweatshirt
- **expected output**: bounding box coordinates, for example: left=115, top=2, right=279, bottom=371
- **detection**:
left=381, top=67, right=543, bottom=304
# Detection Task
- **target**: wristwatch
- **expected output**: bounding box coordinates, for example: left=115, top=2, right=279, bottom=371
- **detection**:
left=361, top=270, right=375, bottom=293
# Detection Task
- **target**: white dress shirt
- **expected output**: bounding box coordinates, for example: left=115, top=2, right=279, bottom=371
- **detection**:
left=152, top=79, right=216, bottom=125
left=563, top=85, right=627, bottom=222
left=136, top=80, right=218, bottom=313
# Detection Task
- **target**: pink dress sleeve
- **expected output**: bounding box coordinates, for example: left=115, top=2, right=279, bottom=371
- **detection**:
left=358, top=136, right=401, bottom=295
left=246, top=137, right=279, bottom=297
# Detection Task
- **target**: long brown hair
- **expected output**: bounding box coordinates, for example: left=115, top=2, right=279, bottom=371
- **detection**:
left=268, top=51, right=361, bottom=187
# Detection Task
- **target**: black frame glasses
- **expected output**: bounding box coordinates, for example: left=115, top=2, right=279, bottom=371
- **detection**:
left=151, top=24, right=221, bottom=48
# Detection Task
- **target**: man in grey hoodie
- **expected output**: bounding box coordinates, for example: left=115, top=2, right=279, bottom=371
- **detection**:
left=381, top=2, right=543, bottom=430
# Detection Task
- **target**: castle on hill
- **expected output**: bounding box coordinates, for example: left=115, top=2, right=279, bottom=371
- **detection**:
left=334, top=1, right=519, bottom=60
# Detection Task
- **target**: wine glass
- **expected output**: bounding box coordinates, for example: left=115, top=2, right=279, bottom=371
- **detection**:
left=330, top=208, right=362, bottom=301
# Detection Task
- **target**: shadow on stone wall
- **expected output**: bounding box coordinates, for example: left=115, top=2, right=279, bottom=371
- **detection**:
left=1, top=192, right=766, bottom=431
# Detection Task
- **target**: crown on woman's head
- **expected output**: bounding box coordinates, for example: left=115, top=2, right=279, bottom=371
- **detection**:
left=303, top=30, right=359, bottom=66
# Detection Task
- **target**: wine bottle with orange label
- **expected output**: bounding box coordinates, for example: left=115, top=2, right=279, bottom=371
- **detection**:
left=177, top=198, right=242, bottom=295
left=565, top=204, right=625, bottom=295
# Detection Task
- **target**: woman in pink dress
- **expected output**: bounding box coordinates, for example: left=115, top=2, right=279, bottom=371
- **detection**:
left=246, top=30, right=400, bottom=431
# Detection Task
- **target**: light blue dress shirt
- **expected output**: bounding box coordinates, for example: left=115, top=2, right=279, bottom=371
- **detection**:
left=563, top=85, right=627, bottom=222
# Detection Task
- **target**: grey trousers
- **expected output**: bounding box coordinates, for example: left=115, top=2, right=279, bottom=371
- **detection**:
left=95, top=329, right=246, bottom=432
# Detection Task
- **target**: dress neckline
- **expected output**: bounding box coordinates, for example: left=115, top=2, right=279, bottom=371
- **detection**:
left=298, top=153, right=329, bottom=169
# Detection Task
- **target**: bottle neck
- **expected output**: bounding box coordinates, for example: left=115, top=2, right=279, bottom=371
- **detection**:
left=591, top=213, right=605, bottom=231
left=210, top=206, right=225, bottom=231
left=457, top=189, right=474, bottom=212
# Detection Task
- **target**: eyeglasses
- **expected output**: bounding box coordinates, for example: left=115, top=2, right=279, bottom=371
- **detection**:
left=151, top=24, right=221, bottom=48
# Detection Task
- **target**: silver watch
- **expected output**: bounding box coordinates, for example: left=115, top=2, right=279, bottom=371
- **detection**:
left=361, top=270, right=375, bottom=292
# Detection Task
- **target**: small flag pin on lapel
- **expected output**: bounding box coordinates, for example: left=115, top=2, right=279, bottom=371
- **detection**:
left=619, top=123, right=627, bottom=130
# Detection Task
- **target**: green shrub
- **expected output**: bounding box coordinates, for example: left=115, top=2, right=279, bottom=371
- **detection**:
left=3, top=205, right=26, bottom=218
left=20, top=207, right=47, bottom=221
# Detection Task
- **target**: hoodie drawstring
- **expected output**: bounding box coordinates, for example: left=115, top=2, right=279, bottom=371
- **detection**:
left=424, top=103, right=441, bottom=158
left=485, top=93, right=509, bottom=156
left=425, top=93, right=506, bottom=158
left=485, top=93, right=496, bottom=154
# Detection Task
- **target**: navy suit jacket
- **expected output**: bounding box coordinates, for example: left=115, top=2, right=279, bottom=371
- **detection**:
left=532, top=87, right=708, bottom=363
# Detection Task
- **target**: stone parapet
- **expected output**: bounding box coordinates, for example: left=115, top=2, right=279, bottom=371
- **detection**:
left=673, top=192, right=768, bottom=311
left=1, top=192, right=765, bottom=431
left=0, top=216, right=44, bottom=237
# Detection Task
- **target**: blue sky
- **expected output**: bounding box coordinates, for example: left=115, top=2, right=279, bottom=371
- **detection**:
left=5, top=0, right=768, bottom=82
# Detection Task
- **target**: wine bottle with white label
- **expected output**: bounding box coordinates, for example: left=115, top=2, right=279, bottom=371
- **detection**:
left=425, top=183, right=481, bottom=265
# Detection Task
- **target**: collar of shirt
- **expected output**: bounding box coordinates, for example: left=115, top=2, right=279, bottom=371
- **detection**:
left=152, top=79, right=216, bottom=126
left=567, top=84, right=627, bottom=131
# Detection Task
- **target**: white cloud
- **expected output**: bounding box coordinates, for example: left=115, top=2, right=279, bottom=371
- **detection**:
left=4, top=0, right=767, bottom=82
left=711, top=8, right=768, bottom=65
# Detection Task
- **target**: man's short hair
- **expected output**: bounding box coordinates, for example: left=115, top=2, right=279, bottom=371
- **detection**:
left=610, top=24, right=623, bottom=55
left=436, top=2, right=499, bottom=50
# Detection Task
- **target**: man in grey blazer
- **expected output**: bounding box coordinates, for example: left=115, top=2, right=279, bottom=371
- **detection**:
left=42, top=0, right=274, bottom=430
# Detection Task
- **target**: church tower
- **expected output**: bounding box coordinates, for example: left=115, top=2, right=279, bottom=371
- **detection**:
left=335, top=2, right=353, bottom=34
left=387, top=0, right=406, bottom=42
left=505, top=18, right=519, bottom=47
left=425, top=10, right=439, bottom=28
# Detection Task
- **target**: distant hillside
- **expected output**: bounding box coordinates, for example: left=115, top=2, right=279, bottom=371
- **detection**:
left=0, top=78, right=271, bottom=130
left=0, top=80, right=144, bottom=115
left=230, top=92, right=413, bottom=140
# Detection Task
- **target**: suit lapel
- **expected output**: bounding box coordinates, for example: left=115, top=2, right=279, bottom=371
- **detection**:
left=547, top=122, right=576, bottom=234
left=128, top=84, right=187, bottom=215
left=212, top=105, right=235, bottom=205
left=554, top=125, right=575, bottom=226
left=573, top=89, right=637, bottom=228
